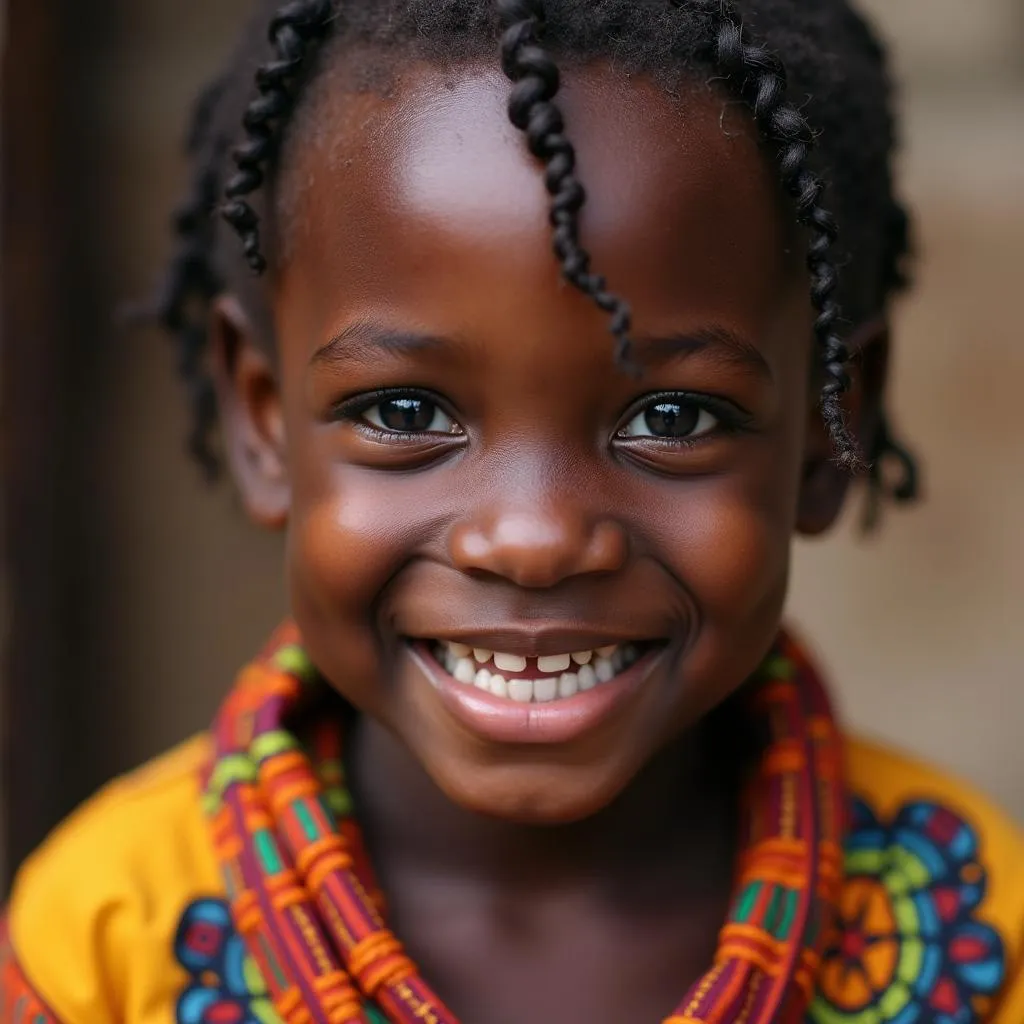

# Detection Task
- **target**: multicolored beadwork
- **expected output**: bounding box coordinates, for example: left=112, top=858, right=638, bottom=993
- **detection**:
left=202, top=624, right=847, bottom=1024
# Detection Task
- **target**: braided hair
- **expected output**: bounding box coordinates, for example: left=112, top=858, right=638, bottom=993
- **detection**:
left=154, top=0, right=918, bottom=509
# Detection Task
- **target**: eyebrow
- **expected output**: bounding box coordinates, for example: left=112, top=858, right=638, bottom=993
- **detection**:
left=312, top=319, right=449, bottom=369
left=630, top=326, right=773, bottom=381
left=312, top=319, right=771, bottom=381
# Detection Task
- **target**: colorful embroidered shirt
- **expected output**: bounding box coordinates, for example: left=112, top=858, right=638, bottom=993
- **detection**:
left=3, top=733, right=1024, bottom=1023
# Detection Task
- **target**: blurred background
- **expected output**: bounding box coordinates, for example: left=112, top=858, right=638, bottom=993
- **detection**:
left=2, top=0, right=1022, bottom=886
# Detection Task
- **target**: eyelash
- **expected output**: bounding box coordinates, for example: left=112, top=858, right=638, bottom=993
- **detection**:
left=615, top=391, right=752, bottom=444
left=331, top=388, right=462, bottom=439
left=331, top=388, right=751, bottom=443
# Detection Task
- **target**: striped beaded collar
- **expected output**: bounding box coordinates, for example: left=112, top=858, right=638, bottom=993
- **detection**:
left=203, top=623, right=846, bottom=1024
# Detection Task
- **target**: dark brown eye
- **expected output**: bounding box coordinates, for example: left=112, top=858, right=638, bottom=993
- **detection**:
left=620, top=398, right=716, bottom=439
left=363, top=396, right=460, bottom=434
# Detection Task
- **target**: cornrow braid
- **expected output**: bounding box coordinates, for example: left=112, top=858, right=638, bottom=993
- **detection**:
left=151, top=74, right=231, bottom=477
left=497, top=0, right=634, bottom=364
left=222, top=0, right=336, bottom=274
left=679, top=0, right=859, bottom=467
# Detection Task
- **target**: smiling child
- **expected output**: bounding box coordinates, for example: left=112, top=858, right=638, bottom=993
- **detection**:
left=3, top=2, right=1023, bottom=1023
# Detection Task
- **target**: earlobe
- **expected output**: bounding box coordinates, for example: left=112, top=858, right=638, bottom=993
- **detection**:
left=796, top=318, right=890, bottom=536
left=208, top=295, right=291, bottom=529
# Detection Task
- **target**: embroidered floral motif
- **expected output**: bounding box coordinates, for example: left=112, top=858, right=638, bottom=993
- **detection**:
left=174, top=899, right=389, bottom=1024
left=809, top=799, right=1007, bottom=1024
left=174, top=899, right=282, bottom=1024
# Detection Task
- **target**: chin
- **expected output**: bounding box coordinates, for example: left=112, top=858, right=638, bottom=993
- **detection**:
left=428, top=757, right=635, bottom=826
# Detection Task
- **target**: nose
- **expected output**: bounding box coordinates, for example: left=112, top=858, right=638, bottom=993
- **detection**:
left=449, top=505, right=628, bottom=589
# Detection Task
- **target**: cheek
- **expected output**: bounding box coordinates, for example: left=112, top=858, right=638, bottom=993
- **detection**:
left=285, top=457, right=431, bottom=707
left=641, top=449, right=799, bottom=634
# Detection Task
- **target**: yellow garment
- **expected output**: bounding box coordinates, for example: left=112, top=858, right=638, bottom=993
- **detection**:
left=3, top=734, right=1024, bottom=1024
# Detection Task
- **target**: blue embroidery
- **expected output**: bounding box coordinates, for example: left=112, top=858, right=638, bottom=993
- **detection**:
left=173, top=899, right=280, bottom=1024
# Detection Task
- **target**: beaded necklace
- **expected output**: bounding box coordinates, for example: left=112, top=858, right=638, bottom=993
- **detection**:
left=203, top=624, right=845, bottom=1024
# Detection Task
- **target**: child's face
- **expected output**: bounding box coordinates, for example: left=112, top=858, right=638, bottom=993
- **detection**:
left=214, top=63, right=862, bottom=823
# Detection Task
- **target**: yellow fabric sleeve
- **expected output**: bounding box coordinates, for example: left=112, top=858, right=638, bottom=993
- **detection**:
left=5, top=737, right=222, bottom=1024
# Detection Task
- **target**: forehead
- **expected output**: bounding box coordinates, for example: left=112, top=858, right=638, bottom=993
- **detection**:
left=274, top=60, right=800, bottom=344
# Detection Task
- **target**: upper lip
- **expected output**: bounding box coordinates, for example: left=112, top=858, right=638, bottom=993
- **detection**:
left=408, top=629, right=662, bottom=658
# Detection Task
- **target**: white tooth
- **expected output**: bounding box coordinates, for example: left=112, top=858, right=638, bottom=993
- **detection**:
left=612, top=649, right=625, bottom=672
left=571, top=651, right=593, bottom=665
left=444, top=650, right=458, bottom=673
left=537, top=654, right=571, bottom=673
left=596, top=645, right=617, bottom=658
left=623, top=644, right=637, bottom=665
left=559, top=672, right=579, bottom=698
left=508, top=679, right=532, bottom=703
left=454, top=658, right=476, bottom=684
left=577, top=664, right=597, bottom=691
left=490, top=674, right=508, bottom=698
left=595, top=658, right=615, bottom=683
left=448, top=642, right=472, bottom=659
left=494, top=652, right=527, bottom=673
left=533, top=677, right=558, bottom=703
left=473, top=648, right=493, bottom=664
left=474, top=668, right=492, bottom=690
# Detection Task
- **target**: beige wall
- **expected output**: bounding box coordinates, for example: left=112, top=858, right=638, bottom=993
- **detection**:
left=789, top=1, right=1024, bottom=813
left=82, top=1, right=1024, bottom=815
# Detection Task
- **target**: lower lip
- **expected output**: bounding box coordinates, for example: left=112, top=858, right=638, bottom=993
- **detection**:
left=410, top=643, right=664, bottom=746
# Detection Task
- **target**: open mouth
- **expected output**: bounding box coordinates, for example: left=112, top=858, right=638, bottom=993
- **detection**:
left=429, top=640, right=655, bottom=704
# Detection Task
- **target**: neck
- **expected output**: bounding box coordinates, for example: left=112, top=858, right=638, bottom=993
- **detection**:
left=345, top=700, right=754, bottom=903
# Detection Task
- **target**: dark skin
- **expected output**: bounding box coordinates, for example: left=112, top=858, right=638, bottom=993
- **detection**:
left=209, top=62, right=885, bottom=1024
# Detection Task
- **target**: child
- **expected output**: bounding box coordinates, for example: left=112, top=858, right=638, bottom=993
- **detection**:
left=3, top=1, right=1022, bottom=1022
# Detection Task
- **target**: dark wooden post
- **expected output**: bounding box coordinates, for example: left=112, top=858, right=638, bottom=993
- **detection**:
left=1, top=0, right=107, bottom=886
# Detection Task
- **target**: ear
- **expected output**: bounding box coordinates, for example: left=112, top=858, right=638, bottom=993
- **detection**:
left=796, top=318, right=889, bottom=536
left=208, top=295, right=290, bottom=529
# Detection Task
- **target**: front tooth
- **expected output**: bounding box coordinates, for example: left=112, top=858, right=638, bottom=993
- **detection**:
left=533, top=677, right=558, bottom=703
left=594, top=658, right=615, bottom=683
left=494, top=653, right=527, bottom=673
left=577, top=664, right=597, bottom=691
left=537, top=654, right=571, bottom=673
left=571, top=651, right=593, bottom=665
left=454, top=658, right=476, bottom=684
left=473, top=648, right=492, bottom=664
left=490, top=674, right=508, bottom=698
left=596, top=645, right=617, bottom=658
left=448, top=642, right=472, bottom=658
left=508, top=679, right=532, bottom=703
left=474, top=668, right=492, bottom=690
left=559, top=672, right=579, bottom=698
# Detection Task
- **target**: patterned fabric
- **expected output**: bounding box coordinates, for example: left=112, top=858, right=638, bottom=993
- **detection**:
left=180, top=790, right=1012, bottom=1024
left=809, top=800, right=1007, bottom=1024
left=0, top=919, right=58, bottom=1024
left=174, top=899, right=282, bottom=1024
left=201, top=623, right=847, bottom=1024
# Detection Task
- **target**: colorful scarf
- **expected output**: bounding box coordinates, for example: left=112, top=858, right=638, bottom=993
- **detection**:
left=203, top=623, right=846, bottom=1024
